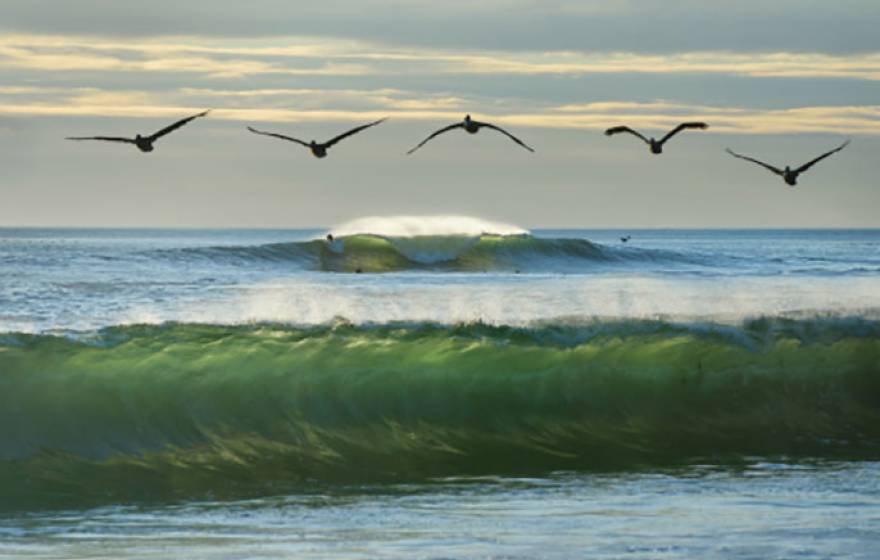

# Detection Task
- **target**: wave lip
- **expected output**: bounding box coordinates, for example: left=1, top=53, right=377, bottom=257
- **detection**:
left=1, top=317, right=879, bottom=510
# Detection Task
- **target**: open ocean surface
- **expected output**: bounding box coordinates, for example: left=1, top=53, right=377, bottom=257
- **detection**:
left=1, top=220, right=879, bottom=559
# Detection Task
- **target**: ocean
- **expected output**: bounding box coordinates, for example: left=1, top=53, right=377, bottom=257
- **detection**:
left=1, top=218, right=879, bottom=559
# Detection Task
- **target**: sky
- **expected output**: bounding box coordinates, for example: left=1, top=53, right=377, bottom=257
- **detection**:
left=1, top=0, right=878, bottom=228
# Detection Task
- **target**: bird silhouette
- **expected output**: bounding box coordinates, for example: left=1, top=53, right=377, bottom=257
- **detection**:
left=66, top=110, right=210, bottom=152
left=605, top=122, right=708, bottom=154
left=620, top=235, right=632, bottom=243
left=407, top=114, right=534, bottom=154
left=246, top=118, right=387, bottom=158
left=725, top=140, right=850, bottom=186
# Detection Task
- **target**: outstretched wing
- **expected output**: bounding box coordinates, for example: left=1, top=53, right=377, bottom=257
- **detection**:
left=406, top=123, right=464, bottom=155
left=147, top=110, right=210, bottom=141
left=474, top=121, right=535, bottom=153
left=604, top=126, right=650, bottom=144
left=65, top=136, right=134, bottom=144
left=659, top=122, right=708, bottom=145
left=246, top=126, right=310, bottom=148
left=324, top=118, right=388, bottom=148
left=725, top=148, right=784, bottom=176
left=795, top=140, right=850, bottom=174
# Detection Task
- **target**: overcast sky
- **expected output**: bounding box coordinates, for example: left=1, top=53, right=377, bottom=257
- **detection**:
left=1, top=1, right=877, bottom=228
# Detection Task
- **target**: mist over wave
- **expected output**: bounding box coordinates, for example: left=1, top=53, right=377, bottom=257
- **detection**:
left=327, top=215, right=529, bottom=238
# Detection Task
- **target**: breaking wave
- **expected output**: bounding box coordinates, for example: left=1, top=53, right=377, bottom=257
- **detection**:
left=170, top=235, right=700, bottom=273
left=153, top=215, right=703, bottom=272
left=1, top=316, right=879, bottom=510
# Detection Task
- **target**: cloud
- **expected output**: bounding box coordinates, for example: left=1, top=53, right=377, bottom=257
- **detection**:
left=3, top=35, right=880, bottom=81
left=2, top=86, right=876, bottom=135
left=1, top=1, right=878, bottom=54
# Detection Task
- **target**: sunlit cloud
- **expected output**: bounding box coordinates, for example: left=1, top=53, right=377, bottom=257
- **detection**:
left=2, top=34, right=880, bottom=80
left=1, top=86, right=876, bottom=135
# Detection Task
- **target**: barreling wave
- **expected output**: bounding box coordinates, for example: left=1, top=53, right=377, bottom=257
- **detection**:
left=170, top=234, right=700, bottom=273
left=158, top=214, right=703, bottom=273
left=2, top=317, right=879, bottom=510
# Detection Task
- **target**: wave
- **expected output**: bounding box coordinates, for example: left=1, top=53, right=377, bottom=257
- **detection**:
left=1, top=317, right=879, bottom=510
left=155, top=215, right=704, bottom=272
left=168, top=234, right=701, bottom=273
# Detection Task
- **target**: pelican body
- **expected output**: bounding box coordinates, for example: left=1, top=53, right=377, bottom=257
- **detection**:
left=725, top=140, right=850, bottom=187
left=66, top=110, right=210, bottom=153
left=649, top=138, right=663, bottom=154
left=309, top=141, right=328, bottom=158
left=134, top=135, right=154, bottom=152
left=605, top=122, right=708, bottom=155
left=463, top=115, right=480, bottom=134
left=407, top=114, right=534, bottom=154
left=246, top=118, right=387, bottom=159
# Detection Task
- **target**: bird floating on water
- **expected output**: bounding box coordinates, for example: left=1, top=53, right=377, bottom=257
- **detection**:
left=605, top=122, right=708, bottom=154
left=407, top=114, right=534, bottom=155
left=725, top=140, right=850, bottom=186
left=66, top=110, right=210, bottom=153
left=246, top=118, right=387, bottom=158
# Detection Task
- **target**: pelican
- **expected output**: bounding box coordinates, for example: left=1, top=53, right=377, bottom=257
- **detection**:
left=66, top=110, right=210, bottom=152
left=605, top=122, right=708, bottom=154
left=620, top=235, right=631, bottom=243
left=407, top=114, right=534, bottom=154
left=726, top=141, right=850, bottom=186
left=246, top=118, right=387, bottom=158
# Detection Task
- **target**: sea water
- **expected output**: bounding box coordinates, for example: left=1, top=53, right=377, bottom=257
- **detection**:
left=1, top=218, right=879, bottom=558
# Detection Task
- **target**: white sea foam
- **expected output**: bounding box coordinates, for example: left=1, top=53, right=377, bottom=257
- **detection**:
left=172, top=274, right=880, bottom=329
left=327, top=215, right=528, bottom=239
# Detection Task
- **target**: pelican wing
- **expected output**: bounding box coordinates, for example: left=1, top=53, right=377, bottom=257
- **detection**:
left=604, top=126, right=650, bottom=144
left=725, top=148, right=784, bottom=176
left=324, top=118, right=388, bottom=148
left=65, top=136, right=134, bottom=143
left=659, top=122, right=708, bottom=145
left=474, top=121, right=535, bottom=153
left=147, top=110, right=210, bottom=141
left=406, top=122, right=464, bottom=155
left=795, top=140, right=850, bottom=174
left=246, top=127, right=310, bottom=148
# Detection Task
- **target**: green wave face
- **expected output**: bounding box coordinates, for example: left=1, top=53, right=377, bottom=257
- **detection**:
left=2, top=318, right=879, bottom=509
left=194, top=234, right=618, bottom=272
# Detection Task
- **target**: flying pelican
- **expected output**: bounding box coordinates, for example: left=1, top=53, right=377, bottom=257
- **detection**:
left=246, top=118, right=387, bottom=158
left=407, top=114, right=534, bottom=154
left=66, top=110, right=210, bottom=152
left=725, top=140, right=850, bottom=186
left=605, top=122, right=708, bottom=154
left=620, top=235, right=631, bottom=243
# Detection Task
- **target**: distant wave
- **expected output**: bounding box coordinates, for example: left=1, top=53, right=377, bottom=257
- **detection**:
left=2, top=316, right=878, bottom=510
left=164, top=234, right=704, bottom=273
left=153, top=215, right=705, bottom=272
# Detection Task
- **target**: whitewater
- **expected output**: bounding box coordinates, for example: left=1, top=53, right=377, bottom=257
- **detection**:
left=1, top=217, right=880, bottom=559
